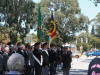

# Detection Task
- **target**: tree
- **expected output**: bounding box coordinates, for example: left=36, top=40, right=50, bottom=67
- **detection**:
left=0, top=0, right=89, bottom=45
left=38, top=0, right=89, bottom=46
left=76, top=32, right=100, bottom=52
left=92, top=12, right=100, bottom=38
left=0, top=0, right=36, bottom=44
left=0, top=23, right=10, bottom=43
left=91, top=25, right=95, bottom=35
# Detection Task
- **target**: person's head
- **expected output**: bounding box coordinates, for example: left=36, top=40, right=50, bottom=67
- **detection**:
left=7, top=53, right=25, bottom=72
left=34, top=42, right=41, bottom=49
left=50, top=43, right=56, bottom=48
left=14, top=45, right=18, bottom=51
left=4, top=46, right=10, bottom=53
left=17, top=42, right=22, bottom=49
left=42, top=42, right=48, bottom=49
left=21, top=45, right=26, bottom=50
left=31, top=45, right=34, bottom=52
left=7, top=42, right=12, bottom=46
left=64, top=46, right=69, bottom=52
left=25, top=43, right=31, bottom=50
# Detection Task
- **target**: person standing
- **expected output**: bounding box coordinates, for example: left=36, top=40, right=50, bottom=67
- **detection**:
left=62, top=46, right=72, bottom=75
left=29, top=45, right=35, bottom=75
left=0, top=53, right=3, bottom=75
left=33, top=42, right=43, bottom=75
left=49, top=44, right=57, bottom=75
left=42, top=43, right=49, bottom=75
left=3, top=46, right=10, bottom=73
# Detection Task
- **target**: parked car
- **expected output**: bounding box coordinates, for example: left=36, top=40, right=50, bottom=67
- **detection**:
left=86, top=50, right=100, bottom=56
left=72, top=52, right=82, bottom=58
left=86, top=51, right=94, bottom=56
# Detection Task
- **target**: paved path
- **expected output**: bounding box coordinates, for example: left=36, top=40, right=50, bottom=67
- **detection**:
left=56, top=55, right=95, bottom=75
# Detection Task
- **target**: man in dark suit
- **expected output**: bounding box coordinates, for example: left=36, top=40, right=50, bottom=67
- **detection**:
left=62, top=46, right=72, bottom=75
left=0, top=44, right=3, bottom=75
left=33, top=42, right=43, bottom=75
left=29, top=46, right=35, bottom=75
left=42, top=42, right=49, bottom=75
left=49, top=44, right=57, bottom=75
left=0, top=54, right=3, bottom=75
left=3, top=46, right=10, bottom=72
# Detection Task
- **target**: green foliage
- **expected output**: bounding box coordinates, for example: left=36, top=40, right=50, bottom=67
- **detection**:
left=0, top=0, right=89, bottom=45
left=0, top=24, right=8, bottom=43
left=76, top=32, right=100, bottom=52
left=89, top=35, right=100, bottom=49
left=0, top=0, right=35, bottom=44
left=76, top=43, right=81, bottom=51
left=91, top=25, right=95, bottom=35
left=17, top=36, right=22, bottom=43
left=91, top=12, right=100, bottom=38
left=82, top=43, right=92, bottom=51
left=39, top=0, right=89, bottom=46
left=90, top=12, right=100, bottom=49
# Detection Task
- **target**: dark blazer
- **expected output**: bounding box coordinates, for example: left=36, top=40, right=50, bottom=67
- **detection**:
left=0, top=51, right=3, bottom=55
left=42, top=50, right=49, bottom=67
left=62, top=51, right=72, bottom=68
left=3, top=52, right=9, bottom=71
left=33, top=48, right=42, bottom=66
left=0, top=54, right=3, bottom=71
left=48, top=48, right=57, bottom=64
left=33, top=48, right=42, bottom=75
left=29, top=52, right=35, bottom=67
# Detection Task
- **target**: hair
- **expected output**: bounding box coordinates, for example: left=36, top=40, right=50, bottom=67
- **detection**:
left=25, top=43, right=31, bottom=49
left=34, top=42, right=41, bottom=47
left=50, top=43, right=56, bottom=48
left=7, top=42, right=12, bottom=46
left=42, top=42, right=48, bottom=48
left=7, top=53, right=25, bottom=72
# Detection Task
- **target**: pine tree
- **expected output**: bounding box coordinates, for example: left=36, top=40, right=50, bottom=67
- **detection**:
left=91, top=25, right=95, bottom=35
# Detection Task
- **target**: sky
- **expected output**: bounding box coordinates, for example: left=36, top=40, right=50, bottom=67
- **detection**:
left=78, top=0, right=100, bottom=20
left=77, top=0, right=100, bottom=33
left=32, top=0, right=41, bottom=4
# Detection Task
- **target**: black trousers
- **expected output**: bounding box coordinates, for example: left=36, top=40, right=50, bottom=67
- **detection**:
left=35, top=66, right=42, bottom=75
left=63, top=67, right=70, bottom=75
left=0, top=71, right=3, bottom=75
left=50, top=63, right=56, bottom=75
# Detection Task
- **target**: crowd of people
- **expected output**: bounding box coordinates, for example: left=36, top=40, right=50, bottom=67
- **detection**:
left=0, top=42, right=72, bottom=75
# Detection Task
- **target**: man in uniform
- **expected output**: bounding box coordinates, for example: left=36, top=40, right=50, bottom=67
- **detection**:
left=33, top=42, right=43, bottom=75
left=62, top=46, right=72, bottom=75
left=42, top=42, right=49, bottom=75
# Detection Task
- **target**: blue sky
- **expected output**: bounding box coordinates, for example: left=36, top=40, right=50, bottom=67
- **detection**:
left=77, top=0, right=100, bottom=33
left=78, top=0, right=100, bottom=20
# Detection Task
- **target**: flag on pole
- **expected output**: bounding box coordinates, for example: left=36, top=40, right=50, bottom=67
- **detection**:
left=48, top=12, right=56, bottom=45
left=37, top=4, right=42, bottom=43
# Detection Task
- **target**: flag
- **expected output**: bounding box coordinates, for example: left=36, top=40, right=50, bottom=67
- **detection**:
left=48, top=12, right=56, bottom=45
left=37, top=4, right=42, bottom=43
